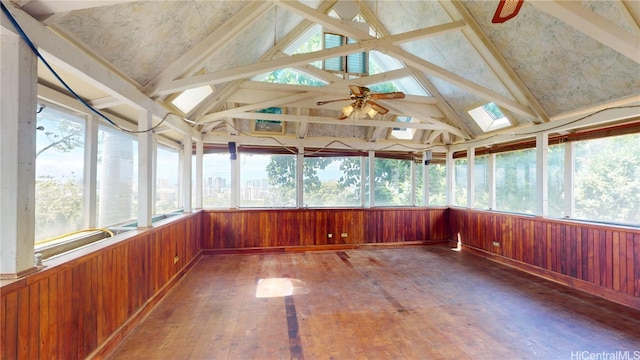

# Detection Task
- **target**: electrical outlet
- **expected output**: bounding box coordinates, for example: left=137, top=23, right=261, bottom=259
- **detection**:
left=341, top=233, right=348, bottom=238
left=492, top=241, right=500, bottom=247
left=328, top=233, right=333, bottom=238
left=173, top=256, right=179, bottom=264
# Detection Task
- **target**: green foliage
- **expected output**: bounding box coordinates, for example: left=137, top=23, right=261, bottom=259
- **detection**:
left=35, top=174, right=83, bottom=241
left=36, top=117, right=84, bottom=158
left=575, top=134, right=640, bottom=224
left=495, top=149, right=537, bottom=214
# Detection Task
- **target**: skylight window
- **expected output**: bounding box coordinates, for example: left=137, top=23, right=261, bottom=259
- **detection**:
left=467, top=102, right=511, bottom=132
left=391, top=116, right=415, bottom=140
left=171, top=85, right=212, bottom=114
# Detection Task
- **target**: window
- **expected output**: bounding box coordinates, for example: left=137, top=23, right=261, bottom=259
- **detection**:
left=35, top=105, right=86, bottom=242
left=391, top=116, right=415, bottom=140
left=171, top=85, right=213, bottom=114
left=323, top=33, right=367, bottom=76
left=373, top=158, right=412, bottom=206
left=97, top=126, right=138, bottom=227
left=240, top=153, right=296, bottom=207
left=548, top=144, right=565, bottom=218
left=202, top=153, right=232, bottom=208
left=303, top=157, right=362, bottom=207
left=253, top=107, right=285, bottom=134
left=474, top=155, right=490, bottom=209
left=454, top=158, right=467, bottom=206
left=428, top=163, right=447, bottom=206
left=495, top=149, right=536, bottom=214
left=468, top=102, right=511, bottom=132
left=574, top=134, right=640, bottom=225
left=156, top=145, right=180, bottom=214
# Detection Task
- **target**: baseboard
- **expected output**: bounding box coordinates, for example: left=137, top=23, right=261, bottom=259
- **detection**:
left=461, top=244, right=640, bottom=311
left=203, top=240, right=450, bottom=255
left=87, top=250, right=204, bottom=360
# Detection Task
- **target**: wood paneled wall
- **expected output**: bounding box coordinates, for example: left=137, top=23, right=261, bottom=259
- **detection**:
left=449, top=208, right=640, bottom=310
left=0, top=212, right=202, bottom=360
left=201, top=208, right=450, bottom=249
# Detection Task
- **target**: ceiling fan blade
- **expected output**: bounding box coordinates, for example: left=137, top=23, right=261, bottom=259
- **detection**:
left=349, top=85, right=367, bottom=96
left=316, top=98, right=352, bottom=106
left=370, top=92, right=405, bottom=100
left=367, top=100, right=389, bottom=115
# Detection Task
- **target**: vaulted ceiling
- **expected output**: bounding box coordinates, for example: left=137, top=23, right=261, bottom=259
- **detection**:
left=7, top=0, right=640, bottom=155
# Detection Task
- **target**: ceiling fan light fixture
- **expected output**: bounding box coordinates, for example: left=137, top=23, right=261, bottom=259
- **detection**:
left=342, top=104, right=354, bottom=117
left=366, top=106, right=378, bottom=119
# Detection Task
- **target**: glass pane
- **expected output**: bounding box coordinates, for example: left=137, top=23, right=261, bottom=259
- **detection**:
left=475, top=155, right=489, bottom=209
left=415, top=162, right=424, bottom=206
left=428, top=163, right=447, bottom=206
left=575, top=134, right=640, bottom=225
left=454, top=158, right=467, bottom=206
left=548, top=144, right=565, bottom=218
left=35, top=106, right=86, bottom=242
left=156, top=145, right=180, bottom=214
left=97, top=126, right=138, bottom=227
left=303, top=157, right=361, bottom=207
left=240, top=154, right=296, bottom=207
left=203, top=153, right=231, bottom=208
left=495, top=149, right=536, bottom=214
left=346, top=38, right=365, bottom=74
left=373, top=158, right=412, bottom=206
left=323, top=33, right=343, bottom=71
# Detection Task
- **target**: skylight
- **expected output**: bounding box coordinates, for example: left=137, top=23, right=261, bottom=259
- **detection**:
left=391, top=116, right=415, bottom=140
left=171, top=85, right=212, bottom=114
left=467, top=102, right=511, bottom=132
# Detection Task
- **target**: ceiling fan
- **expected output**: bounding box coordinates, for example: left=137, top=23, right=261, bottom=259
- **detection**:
left=316, top=85, right=405, bottom=120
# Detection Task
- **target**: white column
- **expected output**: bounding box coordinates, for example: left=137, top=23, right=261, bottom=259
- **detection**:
left=488, top=153, right=496, bottom=210
left=445, top=151, right=454, bottom=206
left=563, top=141, right=575, bottom=218
left=536, top=132, right=549, bottom=217
left=360, top=156, right=366, bottom=207
left=137, top=110, right=153, bottom=228
left=296, top=147, right=304, bottom=208
left=423, top=153, right=430, bottom=206
left=0, top=30, right=38, bottom=276
left=182, top=135, right=193, bottom=213
left=368, top=151, right=375, bottom=208
left=467, top=147, right=475, bottom=209
left=195, top=140, right=203, bottom=209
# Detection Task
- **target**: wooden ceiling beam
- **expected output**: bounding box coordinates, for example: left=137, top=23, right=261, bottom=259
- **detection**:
left=530, top=1, right=640, bottom=63
left=145, top=1, right=273, bottom=96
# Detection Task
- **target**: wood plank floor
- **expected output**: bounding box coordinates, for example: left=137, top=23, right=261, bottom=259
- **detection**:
left=108, top=246, right=640, bottom=360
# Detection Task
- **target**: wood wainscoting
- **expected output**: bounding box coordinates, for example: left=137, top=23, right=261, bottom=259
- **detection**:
left=201, top=207, right=450, bottom=251
left=0, top=212, right=202, bottom=360
left=449, top=208, right=640, bottom=310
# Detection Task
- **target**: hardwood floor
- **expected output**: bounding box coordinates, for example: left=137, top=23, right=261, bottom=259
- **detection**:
left=108, top=246, right=640, bottom=359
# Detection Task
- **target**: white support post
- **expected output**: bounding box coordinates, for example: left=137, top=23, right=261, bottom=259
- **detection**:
left=182, top=135, right=193, bottom=213
left=563, top=141, right=575, bottom=218
left=83, top=115, right=99, bottom=228
left=0, top=29, right=38, bottom=276
left=137, top=109, right=153, bottom=228
left=536, top=132, right=549, bottom=217
left=446, top=151, right=454, bottom=206
left=423, top=152, right=429, bottom=206
left=368, top=151, right=375, bottom=208
left=467, top=147, right=475, bottom=209
left=360, top=156, right=366, bottom=207
left=488, top=153, right=496, bottom=210
left=297, top=147, right=304, bottom=208
left=195, top=140, right=203, bottom=209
